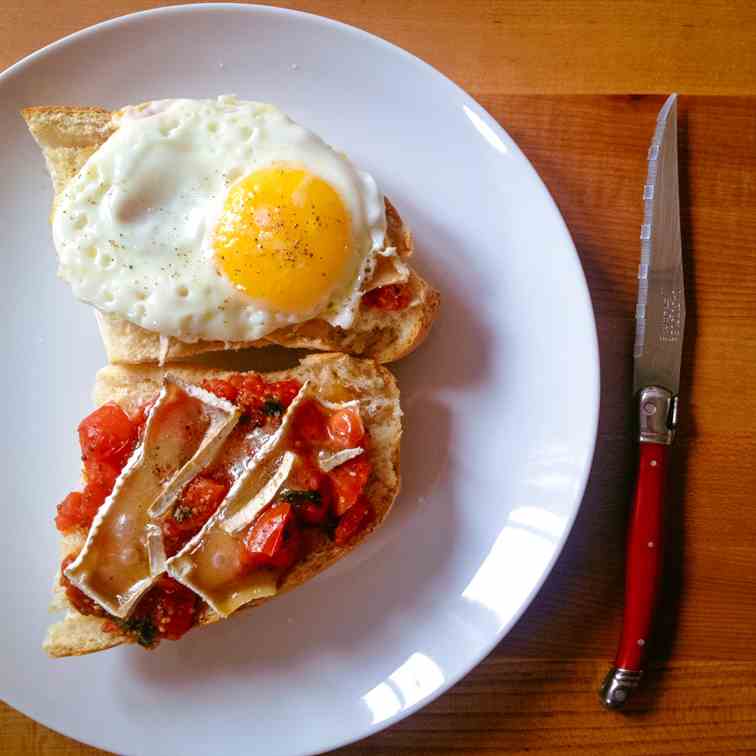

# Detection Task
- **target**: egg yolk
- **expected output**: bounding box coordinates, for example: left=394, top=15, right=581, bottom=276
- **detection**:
left=214, top=166, right=352, bottom=313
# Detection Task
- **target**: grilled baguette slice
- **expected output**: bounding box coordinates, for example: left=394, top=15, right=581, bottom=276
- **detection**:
left=45, top=353, right=402, bottom=657
left=22, top=105, right=440, bottom=364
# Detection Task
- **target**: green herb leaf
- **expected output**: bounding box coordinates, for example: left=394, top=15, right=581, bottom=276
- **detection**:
left=173, top=504, right=193, bottom=523
left=123, top=616, right=158, bottom=648
left=262, top=399, right=284, bottom=416
left=280, top=489, right=322, bottom=505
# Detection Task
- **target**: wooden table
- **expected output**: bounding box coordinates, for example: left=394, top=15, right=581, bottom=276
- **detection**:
left=3, top=2, right=756, bottom=754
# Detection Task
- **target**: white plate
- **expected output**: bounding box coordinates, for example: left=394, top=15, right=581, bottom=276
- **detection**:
left=0, top=5, right=599, bottom=755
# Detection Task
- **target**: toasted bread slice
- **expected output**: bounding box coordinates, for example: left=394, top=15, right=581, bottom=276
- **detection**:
left=44, top=353, right=401, bottom=657
left=22, top=105, right=440, bottom=364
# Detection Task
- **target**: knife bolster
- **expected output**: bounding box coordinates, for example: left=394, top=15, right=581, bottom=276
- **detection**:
left=638, top=386, right=677, bottom=445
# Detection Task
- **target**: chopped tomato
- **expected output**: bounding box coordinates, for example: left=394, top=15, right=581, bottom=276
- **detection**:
left=55, top=492, right=85, bottom=533
left=288, top=456, right=326, bottom=491
left=291, top=399, right=328, bottom=449
left=242, top=502, right=301, bottom=571
left=326, top=407, right=365, bottom=450
left=235, top=374, right=302, bottom=417
left=176, top=476, right=228, bottom=529
left=163, top=475, right=229, bottom=556
left=55, top=457, right=122, bottom=533
left=83, top=457, right=121, bottom=492
left=363, top=283, right=412, bottom=310
left=235, top=373, right=266, bottom=413
left=290, top=492, right=329, bottom=525
left=81, top=480, right=110, bottom=515
left=334, top=496, right=375, bottom=546
left=59, top=554, right=105, bottom=617
left=130, top=575, right=200, bottom=643
left=201, top=378, right=239, bottom=404
left=149, top=576, right=200, bottom=640
left=55, top=480, right=113, bottom=533
left=329, top=454, right=372, bottom=516
left=266, top=379, right=301, bottom=409
left=202, top=374, right=301, bottom=426
left=282, top=458, right=332, bottom=525
left=78, top=403, right=138, bottom=466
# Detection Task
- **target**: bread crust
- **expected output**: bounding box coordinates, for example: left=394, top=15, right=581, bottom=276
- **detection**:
left=22, top=105, right=440, bottom=364
left=44, top=354, right=402, bottom=657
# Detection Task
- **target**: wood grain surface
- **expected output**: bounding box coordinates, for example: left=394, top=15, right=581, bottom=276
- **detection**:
left=3, top=2, right=756, bottom=755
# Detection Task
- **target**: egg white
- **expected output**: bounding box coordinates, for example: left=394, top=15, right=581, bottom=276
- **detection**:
left=52, top=96, right=390, bottom=342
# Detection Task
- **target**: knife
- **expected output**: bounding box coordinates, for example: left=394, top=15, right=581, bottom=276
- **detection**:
left=599, top=94, right=686, bottom=709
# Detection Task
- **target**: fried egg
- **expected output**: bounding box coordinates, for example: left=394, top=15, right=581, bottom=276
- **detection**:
left=52, top=96, right=393, bottom=342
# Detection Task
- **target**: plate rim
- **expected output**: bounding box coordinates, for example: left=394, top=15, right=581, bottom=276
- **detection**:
left=0, top=4, right=600, bottom=754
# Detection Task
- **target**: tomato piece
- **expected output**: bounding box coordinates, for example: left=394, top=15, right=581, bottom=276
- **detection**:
left=291, top=399, right=328, bottom=449
left=176, top=476, right=228, bottom=529
left=242, top=502, right=302, bottom=571
left=81, top=480, right=110, bottom=516
left=334, top=496, right=375, bottom=546
left=236, top=373, right=266, bottom=411
left=363, top=283, right=412, bottom=311
left=129, top=575, right=200, bottom=644
left=163, top=475, right=229, bottom=557
left=269, top=524, right=301, bottom=569
left=56, top=404, right=136, bottom=533
left=204, top=374, right=301, bottom=425
left=55, top=492, right=84, bottom=533
left=329, top=454, right=372, bottom=516
left=283, top=480, right=332, bottom=525
left=292, top=494, right=329, bottom=525
left=326, top=407, right=365, bottom=450
left=78, top=403, right=137, bottom=465
left=288, top=455, right=325, bottom=491
left=266, top=379, right=301, bottom=409
left=55, top=480, right=112, bottom=533
left=201, top=378, right=239, bottom=404
left=149, top=576, right=200, bottom=641
left=283, top=457, right=332, bottom=525
left=83, top=457, right=121, bottom=492
left=59, top=554, right=106, bottom=616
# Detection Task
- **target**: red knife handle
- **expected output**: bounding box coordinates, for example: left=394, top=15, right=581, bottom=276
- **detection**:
left=615, top=441, right=668, bottom=669
left=600, top=386, right=677, bottom=709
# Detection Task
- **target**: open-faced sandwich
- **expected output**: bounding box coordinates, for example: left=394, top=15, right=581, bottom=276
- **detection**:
left=47, top=353, right=401, bottom=657
left=22, top=96, right=439, bottom=364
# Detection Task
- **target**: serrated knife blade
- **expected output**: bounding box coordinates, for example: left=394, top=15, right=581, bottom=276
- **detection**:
left=600, top=94, right=686, bottom=710
left=634, top=94, right=686, bottom=394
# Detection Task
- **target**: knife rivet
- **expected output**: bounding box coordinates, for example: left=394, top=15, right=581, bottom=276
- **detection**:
left=643, top=402, right=657, bottom=416
left=637, top=639, right=646, bottom=647
left=650, top=459, right=657, bottom=467
left=648, top=541, right=655, bottom=548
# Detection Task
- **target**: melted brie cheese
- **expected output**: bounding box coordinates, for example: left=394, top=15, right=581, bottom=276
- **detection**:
left=64, top=377, right=239, bottom=617
left=165, top=382, right=312, bottom=617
